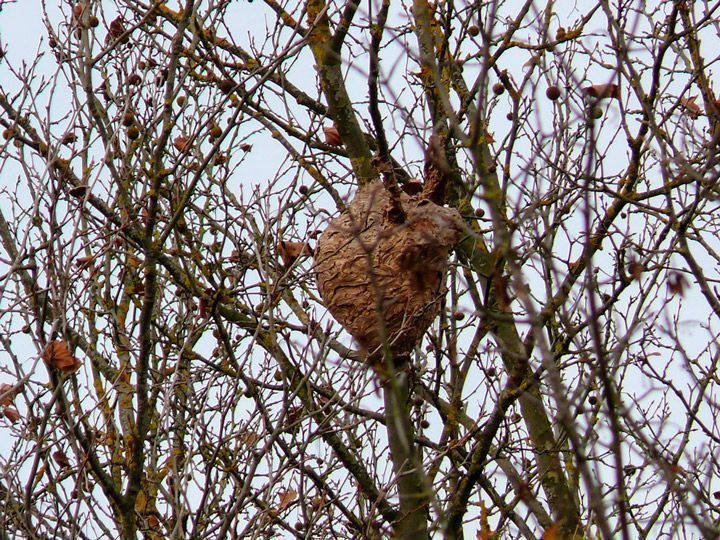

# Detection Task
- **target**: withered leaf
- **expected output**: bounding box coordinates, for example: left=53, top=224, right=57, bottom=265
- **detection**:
left=173, top=135, right=191, bottom=153
left=240, top=430, right=259, bottom=447
left=52, top=450, right=70, bottom=467
left=583, top=83, right=620, bottom=100
left=284, top=406, right=304, bottom=433
left=108, top=16, right=125, bottom=39
left=628, top=260, right=644, bottom=280
left=68, top=185, right=88, bottom=198
left=278, top=488, right=297, bottom=511
left=277, top=240, right=311, bottom=267
left=72, top=3, right=86, bottom=22
left=198, top=297, right=208, bottom=318
left=76, top=255, right=94, bottom=269
left=2, top=406, right=20, bottom=423
left=322, top=126, right=342, bottom=146
left=680, top=95, right=701, bottom=118
left=52, top=450, right=71, bottom=468
left=667, top=272, right=687, bottom=296
left=0, top=382, right=17, bottom=407
left=42, top=340, right=82, bottom=373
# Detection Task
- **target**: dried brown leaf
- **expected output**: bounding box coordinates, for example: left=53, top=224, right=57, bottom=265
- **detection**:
left=583, top=83, right=620, bottom=100
left=0, top=382, right=16, bottom=407
left=173, top=135, right=191, bottom=153
left=240, top=430, right=259, bottom=447
left=2, top=406, right=20, bottom=423
left=277, top=240, right=311, bottom=267
left=76, top=255, right=94, bottom=269
left=198, top=297, right=208, bottom=318
left=72, top=3, right=86, bottom=22
left=667, top=272, right=687, bottom=296
left=52, top=450, right=71, bottom=468
left=108, top=16, right=125, bottom=39
left=42, top=340, right=82, bottom=373
left=628, top=260, right=644, bottom=280
left=322, top=126, right=342, bottom=146
left=680, top=95, right=701, bottom=118
left=278, top=488, right=297, bottom=511
left=68, top=185, right=88, bottom=198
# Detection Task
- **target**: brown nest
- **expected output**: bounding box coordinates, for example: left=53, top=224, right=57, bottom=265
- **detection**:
left=314, top=181, right=464, bottom=361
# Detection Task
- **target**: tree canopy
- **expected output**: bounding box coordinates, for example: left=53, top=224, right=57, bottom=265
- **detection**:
left=1, top=1, right=720, bottom=538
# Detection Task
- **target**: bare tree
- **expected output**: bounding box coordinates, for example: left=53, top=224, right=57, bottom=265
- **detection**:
left=1, top=0, right=720, bottom=538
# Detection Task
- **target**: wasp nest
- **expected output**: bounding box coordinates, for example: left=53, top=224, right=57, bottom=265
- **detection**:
left=314, top=182, right=464, bottom=360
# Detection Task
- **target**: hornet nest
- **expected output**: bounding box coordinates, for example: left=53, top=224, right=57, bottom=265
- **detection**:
left=314, top=147, right=464, bottom=362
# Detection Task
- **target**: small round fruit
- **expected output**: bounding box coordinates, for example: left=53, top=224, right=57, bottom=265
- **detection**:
left=452, top=311, right=465, bottom=321
left=591, top=106, right=603, bottom=119
left=127, top=125, right=140, bottom=139
left=588, top=395, right=598, bottom=405
left=474, top=207, right=485, bottom=218
left=486, top=367, right=496, bottom=377
left=546, top=86, right=561, bottom=100
left=274, top=370, right=283, bottom=382
left=506, top=112, right=513, bottom=120
left=468, top=25, right=480, bottom=37
left=121, top=111, right=135, bottom=126
left=420, top=419, right=430, bottom=429
left=298, top=185, right=309, bottom=195
left=219, top=78, right=235, bottom=94
left=210, top=123, right=222, bottom=138
left=492, top=82, right=505, bottom=95
left=89, top=15, right=99, bottom=28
